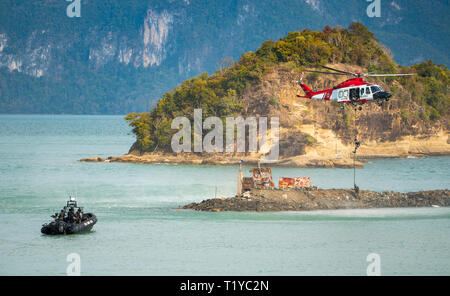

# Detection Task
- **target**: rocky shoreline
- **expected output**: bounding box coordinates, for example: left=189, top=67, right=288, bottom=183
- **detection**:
left=79, top=132, right=449, bottom=169
left=79, top=153, right=365, bottom=168
left=181, top=188, right=450, bottom=212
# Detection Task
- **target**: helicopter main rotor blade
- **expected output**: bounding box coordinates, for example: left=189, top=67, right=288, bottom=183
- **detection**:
left=321, top=66, right=355, bottom=75
left=304, top=70, right=348, bottom=76
left=364, top=73, right=416, bottom=77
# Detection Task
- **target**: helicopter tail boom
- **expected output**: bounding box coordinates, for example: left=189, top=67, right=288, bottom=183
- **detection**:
left=298, top=83, right=313, bottom=97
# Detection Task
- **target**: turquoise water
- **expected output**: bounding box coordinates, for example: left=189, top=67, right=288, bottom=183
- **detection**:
left=0, top=115, right=449, bottom=275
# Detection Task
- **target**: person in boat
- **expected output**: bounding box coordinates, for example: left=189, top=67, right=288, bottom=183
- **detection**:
left=55, top=209, right=65, bottom=222
left=66, top=208, right=76, bottom=224
left=76, top=208, right=83, bottom=224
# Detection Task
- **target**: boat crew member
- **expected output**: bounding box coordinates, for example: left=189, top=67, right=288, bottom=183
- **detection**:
left=57, top=210, right=65, bottom=221
left=67, top=208, right=76, bottom=223
left=76, top=208, right=83, bottom=223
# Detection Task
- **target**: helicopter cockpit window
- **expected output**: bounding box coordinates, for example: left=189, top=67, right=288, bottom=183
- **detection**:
left=360, top=88, right=365, bottom=96
left=338, top=91, right=343, bottom=98
left=366, top=87, right=371, bottom=94
left=371, top=86, right=381, bottom=93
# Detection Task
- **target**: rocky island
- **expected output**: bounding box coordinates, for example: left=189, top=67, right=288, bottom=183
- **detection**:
left=80, top=24, right=449, bottom=168
left=181, top=188, right=450, bottom=212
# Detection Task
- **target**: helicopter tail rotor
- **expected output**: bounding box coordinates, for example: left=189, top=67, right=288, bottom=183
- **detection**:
left=292, top=73, right=304, bottom=85
left=293, top=73, right=314, bottom=98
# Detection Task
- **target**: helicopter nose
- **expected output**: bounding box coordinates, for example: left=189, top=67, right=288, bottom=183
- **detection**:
left=374, top=91, right=392, bottom=100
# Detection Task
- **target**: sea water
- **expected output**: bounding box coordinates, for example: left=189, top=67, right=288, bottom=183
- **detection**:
left=0, top=115, right=449, bottom=275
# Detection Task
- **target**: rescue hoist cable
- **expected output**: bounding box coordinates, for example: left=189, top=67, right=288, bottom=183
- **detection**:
left=353, top=105, right=360, bottom=194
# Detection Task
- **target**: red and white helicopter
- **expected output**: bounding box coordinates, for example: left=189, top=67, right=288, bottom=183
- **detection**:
left=296, top=66, right=415, bottom=108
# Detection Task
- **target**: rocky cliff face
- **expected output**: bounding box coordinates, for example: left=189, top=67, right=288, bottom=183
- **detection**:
left=0, top=8, right=175, bottom=78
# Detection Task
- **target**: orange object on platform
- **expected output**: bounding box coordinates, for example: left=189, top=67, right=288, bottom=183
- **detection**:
left=279, top=177, right=311, bottom=188
left=252, top=168, right=274, bottom=188
left=294, top=177, right=311, bottom=188
left=279, top=177, right=295, bottom=189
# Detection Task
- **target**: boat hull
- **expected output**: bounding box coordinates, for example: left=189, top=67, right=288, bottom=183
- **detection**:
left=41, top=214, right=97, bottom=235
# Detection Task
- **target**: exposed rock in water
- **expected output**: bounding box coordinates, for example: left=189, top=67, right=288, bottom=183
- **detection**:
left=79, top=157, right=107, bottom=162
left=181, top=189, right=450, bottom=212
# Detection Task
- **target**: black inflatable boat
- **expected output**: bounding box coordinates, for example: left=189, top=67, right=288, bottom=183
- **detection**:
left=41, top=197, right=97, bottom=235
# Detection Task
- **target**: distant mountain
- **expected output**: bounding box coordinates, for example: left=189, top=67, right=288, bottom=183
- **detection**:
left=0, top=0, right=449, bottom=114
